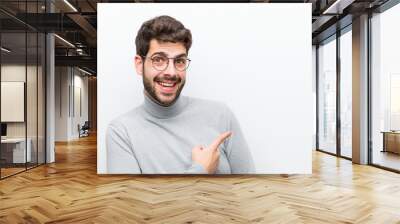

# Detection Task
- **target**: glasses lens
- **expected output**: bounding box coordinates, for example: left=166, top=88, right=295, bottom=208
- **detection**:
left=174, top=58, right=189, bottom=71
left=151, top=55, right=168, bottom=71
left=150, top=55, right=190, bottom=71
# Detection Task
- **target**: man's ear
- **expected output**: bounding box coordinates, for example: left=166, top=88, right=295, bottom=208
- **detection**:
left=134, top=55, right=143, bottom=76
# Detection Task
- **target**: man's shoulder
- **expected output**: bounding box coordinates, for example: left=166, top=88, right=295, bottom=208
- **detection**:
left=186, top=96, right=232, bottom=117
left=187, top=96, right=230, bottom=112
left=108, top=106, right=144, bottom=131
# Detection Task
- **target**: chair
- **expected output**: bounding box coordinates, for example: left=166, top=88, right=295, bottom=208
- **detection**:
left=79, top=121, right=90, bottom=138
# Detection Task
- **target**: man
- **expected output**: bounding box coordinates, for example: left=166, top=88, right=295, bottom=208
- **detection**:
left=106, top=15, right=255, bottom=174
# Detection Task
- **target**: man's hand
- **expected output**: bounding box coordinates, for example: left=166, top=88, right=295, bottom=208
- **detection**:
left=192, top=131, right=232, bottom=174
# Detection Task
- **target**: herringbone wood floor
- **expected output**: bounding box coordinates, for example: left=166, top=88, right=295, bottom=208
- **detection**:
left=1, top=134, right=400, bottom=224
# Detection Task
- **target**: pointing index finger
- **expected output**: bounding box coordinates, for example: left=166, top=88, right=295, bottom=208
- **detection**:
left=210, top=131, right=232, bottom=150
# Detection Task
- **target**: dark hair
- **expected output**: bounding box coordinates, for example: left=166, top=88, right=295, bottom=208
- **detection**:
left=135, top=15, right=192, bottom=56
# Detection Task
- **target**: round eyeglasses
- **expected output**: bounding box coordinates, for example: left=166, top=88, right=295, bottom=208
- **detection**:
left=142, top=55, right=191, bottom=72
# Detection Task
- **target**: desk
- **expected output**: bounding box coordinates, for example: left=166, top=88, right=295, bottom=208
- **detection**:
left=381, top=131, right=400, bottom=154
left=1, top=138, right=32, bottom=163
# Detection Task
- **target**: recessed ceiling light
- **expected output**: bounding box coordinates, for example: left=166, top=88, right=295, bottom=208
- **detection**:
left=1, top=47, right=11, bottom=53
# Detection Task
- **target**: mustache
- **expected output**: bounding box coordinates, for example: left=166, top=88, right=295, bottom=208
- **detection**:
left=154, top=75, right=181, bottom=83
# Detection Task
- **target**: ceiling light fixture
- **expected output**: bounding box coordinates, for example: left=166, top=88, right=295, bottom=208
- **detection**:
left=1, top=47, right=11, bottom=53
left=54, top=34, right=75, bottom=48
left=63, top=0, right=78, bottom=12
left=78, top=67, right=93, bottom=76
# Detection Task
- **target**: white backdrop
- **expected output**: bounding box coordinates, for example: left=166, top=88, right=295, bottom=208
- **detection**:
left=97, top=3, right=312, bottom=174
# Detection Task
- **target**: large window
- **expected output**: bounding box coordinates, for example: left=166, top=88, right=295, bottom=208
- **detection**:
left=340, top=28, right=352, bottom=158
left=318, top=36, right=337, bottom=155
left=317, top=25, right=354, bottom=159
left=371, top=3, right=400, bottom=171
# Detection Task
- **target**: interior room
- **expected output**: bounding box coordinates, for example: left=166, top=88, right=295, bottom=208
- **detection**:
left=0, top=0, right=399, bottom=223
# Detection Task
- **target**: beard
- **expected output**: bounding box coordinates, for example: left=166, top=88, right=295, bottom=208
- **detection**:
left=142, top=70, right=186, bottom=107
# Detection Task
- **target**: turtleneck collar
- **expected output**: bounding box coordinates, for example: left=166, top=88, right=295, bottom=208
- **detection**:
left=142, top=92, right=189, bottom=119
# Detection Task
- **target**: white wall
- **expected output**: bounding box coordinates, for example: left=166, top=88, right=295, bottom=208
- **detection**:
left=55, top=66, right=69, bottom=141
left=72, top=72, right=89, bottom=138
left=55, top=67, right=89, bottom=141
left=1, top=65, right=40, bottom=137
left=1, top=65, right=26, bottom=127
left=98, top=3, right=313, bottom=174
left=1, top=63, right=46, bottom=163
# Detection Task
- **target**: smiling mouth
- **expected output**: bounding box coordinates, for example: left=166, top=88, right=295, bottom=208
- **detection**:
left=156, top=81, right=177, bottom=88
left=155, top=80, right=179, bottom=94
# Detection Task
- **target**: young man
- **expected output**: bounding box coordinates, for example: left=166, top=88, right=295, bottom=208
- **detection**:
left=106, top=15, right=255, bottom=174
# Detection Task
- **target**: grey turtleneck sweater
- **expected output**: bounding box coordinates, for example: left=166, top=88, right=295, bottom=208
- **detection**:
left=106, top=94, right=255, bottom=174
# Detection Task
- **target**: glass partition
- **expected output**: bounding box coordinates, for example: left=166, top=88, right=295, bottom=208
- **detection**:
left=0, top=1, right=46, bottom=179
left=1, top=31, right=28, bottom=177
left=317, top=36, right=337, bottom=155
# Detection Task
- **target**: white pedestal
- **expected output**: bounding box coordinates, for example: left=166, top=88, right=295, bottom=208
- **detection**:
left=1, top=138, right=32, bottom=163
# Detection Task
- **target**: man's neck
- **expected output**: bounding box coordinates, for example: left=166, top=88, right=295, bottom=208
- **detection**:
left=144, top=91, right=178, bottom=107
left=142, top=92, right=188, bottom=119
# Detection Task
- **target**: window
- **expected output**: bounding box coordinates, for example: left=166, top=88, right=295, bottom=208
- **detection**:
left=339, top=28, right=352, bottom=158
left=318, top=36, right=337, bottom=155
left=371, top=3, right=400, bottom=171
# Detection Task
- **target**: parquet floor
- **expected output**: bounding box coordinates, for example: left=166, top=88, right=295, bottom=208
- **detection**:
left=1, top=134, right=400, bottom=223
left=0, top=167, right=26, bottom=178
left=373, top=151, right=400, bottom=171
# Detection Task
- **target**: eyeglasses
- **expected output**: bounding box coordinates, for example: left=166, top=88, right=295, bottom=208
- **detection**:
left=142, top=54, right=191, bottom=72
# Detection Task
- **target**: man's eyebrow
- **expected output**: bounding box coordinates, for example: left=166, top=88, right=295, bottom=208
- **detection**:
left=174, top=53, right=188, bottom=58
left=150, top=52, right=187, bottom=58
left=150, top=52, right=167, bottom=57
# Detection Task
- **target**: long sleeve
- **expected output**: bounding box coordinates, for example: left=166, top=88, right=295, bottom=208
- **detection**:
left=224, top=107, right=256, bottom=174
left=106, top=123, right=141, bottom=174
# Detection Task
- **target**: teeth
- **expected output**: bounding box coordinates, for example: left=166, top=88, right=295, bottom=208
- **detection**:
left=159, top=82, right=174, bottom=87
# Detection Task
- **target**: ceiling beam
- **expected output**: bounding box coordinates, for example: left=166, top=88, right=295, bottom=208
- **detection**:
left=322, top=0, right=356, bottom=14
left=67, top=13, right=97, bottom=46
left=55, top=55, right=96, bottom=69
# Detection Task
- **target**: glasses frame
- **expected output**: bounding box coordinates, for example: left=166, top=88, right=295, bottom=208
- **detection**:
left=141, top=54, right=191, bottom=72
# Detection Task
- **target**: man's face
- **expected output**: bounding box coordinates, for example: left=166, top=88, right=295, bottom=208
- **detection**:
left=135, top=39, right=187, bottom=106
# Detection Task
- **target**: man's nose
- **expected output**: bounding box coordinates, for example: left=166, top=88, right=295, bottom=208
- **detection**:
left=164, top=59, right=177, bottom=74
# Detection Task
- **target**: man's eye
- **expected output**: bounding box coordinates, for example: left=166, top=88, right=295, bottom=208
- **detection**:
left=152, top=56, right=165, bottom=63
left=175, top=58, right=186, bottom=64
